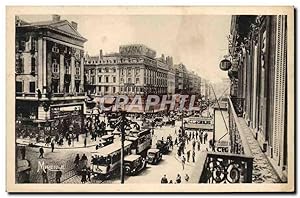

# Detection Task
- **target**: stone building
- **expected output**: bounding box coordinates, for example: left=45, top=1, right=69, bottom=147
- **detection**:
left=227, top=15, right=288, bottom=181
left=15, top=15, right=87, bottom=136
left=84, top=44, right=170, bottom=96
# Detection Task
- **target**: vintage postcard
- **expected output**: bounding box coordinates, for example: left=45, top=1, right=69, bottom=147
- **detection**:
left=6, top=6, right=295, bottom=193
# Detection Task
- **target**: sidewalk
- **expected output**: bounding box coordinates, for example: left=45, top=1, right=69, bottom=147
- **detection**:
left=16, top=134, right=98, bottom=149
left=237, top=117, right=281, bottom=183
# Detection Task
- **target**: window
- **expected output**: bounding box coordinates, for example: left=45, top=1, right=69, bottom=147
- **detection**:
left=98, top=68, right=102, bottom=73
left=31, top=57, right=36, bottom=73
left=16, top=81, right=23, bottom=92
left=105, top=76, right=109, bottom=83
left=19, top=40, right=26, bottom=51
left=105, top=67, right=109, bottom=73
left=29, top=82, right=35, bottom=93
left=112, top=87, right=116, bottom=93
left=112, top=68, right=116, bottom=73
left=136, top=68, right=140, bottom=75
left=98, top=76, right=102, bottom=83
left=52, top=59, right=59, bottom=73
left=91, top=76, right=95, bottom=84
left=136, top=78, right=140, bottom=84
left=128, top=78, right=132, bottom=83
left=121, top=69, right=124, bottom=75
left=120, top=78, right=124, bottom=83
left=113, top=76, right=116, bottom=83
left=91, top=69, right=95, bottom=75
left=105, top=86, right=109, bottom=92
left=128, top=68, right=132, bottom=75
left=65, top=61, right=70, bottom=74
left=52, top=43, right=59, bottom=53
left=31, top=39, right=37, bottom=51
left=75, top=67, right=80, bottom=75
left=120, top=87, right=123, bottom=92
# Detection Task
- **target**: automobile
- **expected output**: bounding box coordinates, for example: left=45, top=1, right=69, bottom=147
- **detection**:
left=154, top=117, right=164, bottom=127
left=124, top=154, right=147, bottom=175
left=156, top=139, right=171, bottom=154
left=146, top=148, right=162, bottom=164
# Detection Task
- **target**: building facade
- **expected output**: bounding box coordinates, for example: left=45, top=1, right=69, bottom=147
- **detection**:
left=84, top=44, right=170, bottom=96
left=15, top=15, right=87, bottom=136
left=228, top=15, right=288, bottom=181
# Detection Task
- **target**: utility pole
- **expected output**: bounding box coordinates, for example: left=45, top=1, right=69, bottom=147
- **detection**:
left=120, top=111, right=126, bottom=184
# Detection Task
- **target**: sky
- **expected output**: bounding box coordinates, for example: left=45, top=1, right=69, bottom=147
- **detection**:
left=20, top=15, right=231, bottom=83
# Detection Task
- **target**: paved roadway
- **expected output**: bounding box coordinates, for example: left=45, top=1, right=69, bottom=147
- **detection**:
left=23, top=111, right=229, bottom=184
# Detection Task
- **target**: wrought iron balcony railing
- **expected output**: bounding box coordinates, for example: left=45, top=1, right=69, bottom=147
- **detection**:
left=189, top=96, right=253, bottom=183
left=190, top=151, right=253, bottom=183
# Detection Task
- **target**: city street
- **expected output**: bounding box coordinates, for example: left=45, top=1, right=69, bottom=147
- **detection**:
left=22, top=109, right=228, bottom=184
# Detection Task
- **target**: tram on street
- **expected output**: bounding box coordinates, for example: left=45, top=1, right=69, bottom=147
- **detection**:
left=184, top=116, right=214, bottom=132
left=90, top=140, right=132, bottom=179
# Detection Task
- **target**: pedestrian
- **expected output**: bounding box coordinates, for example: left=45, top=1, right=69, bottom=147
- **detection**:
left=55, top=170, right=62, bottom=183
left=204, top=132, right=208, bottom=144
left=76, top=132, right=79, bottom=142
left=51, top=141, right=55, bottom=152
left=197, top=141, right=201, bottom=151
left=68, top=138, right=72, bottom=147
left=39, top=147, right=44, bottom=158
left=81, top=168, right=87, bottom=184
left=81, top=153, right=88, bottom=169
left=185, top=174, right=190, bottom=182
left=42, top=168, right=49, bottom=183
left=192, top=140, right=196, bottom=150
left=87, top=167, right=91, bottom=182
left=176, top=174, right=181, bottom=184
left=181, top=155, right=186, bottom=170
left=200, top=134, right=203, bottom=144
left=74, top=154, right=80, bottom=171
left=192, top=150, right=196, bottom=163
left=187, top=150, right=191, bottom=162
left=84, top=138, right=87, bottom=147
left=161, top=174, right=168, bottom=184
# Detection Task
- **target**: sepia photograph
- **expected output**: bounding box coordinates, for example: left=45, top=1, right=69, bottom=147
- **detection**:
left=6, top=6, right=295, bottom=193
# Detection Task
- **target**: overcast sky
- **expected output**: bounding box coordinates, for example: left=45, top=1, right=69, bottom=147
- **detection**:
left=20, top=15, right=231, bottom=83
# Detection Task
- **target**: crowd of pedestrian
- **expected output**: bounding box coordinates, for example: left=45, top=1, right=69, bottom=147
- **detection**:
left=160, top=173, right=190, bottom=184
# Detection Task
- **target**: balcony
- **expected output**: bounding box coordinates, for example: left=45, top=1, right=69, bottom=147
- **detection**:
left=16, top=92, right=87, bottom=101
left=189, top=96, right=254, bottom=183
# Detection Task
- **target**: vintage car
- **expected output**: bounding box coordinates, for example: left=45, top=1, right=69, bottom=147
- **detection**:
left=154, top=117, right=164, bottom=127
left=124, top=154, right=147, bottom=175
left=156, top=139, right=171, bottom=154
left=146, top=148, right=162, bottom=165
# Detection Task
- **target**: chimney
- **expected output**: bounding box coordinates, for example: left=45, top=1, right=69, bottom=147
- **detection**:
left=99, top=49, right=103, bottom=59
left=71, top=21, right=78, bottom=30
left=52, top=14, right=61, bottom=22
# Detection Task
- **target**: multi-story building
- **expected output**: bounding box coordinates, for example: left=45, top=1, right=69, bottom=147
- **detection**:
left=227, top=15, right=288, bottom=181
left=167, top=61, right=176, bottom=95
left=84, top=44, right=170, bottom=96
left=15, top=15, right=87, bottom=135
left=174, top=63, right=188, bottom=94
